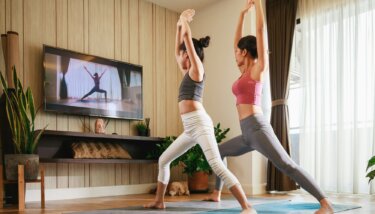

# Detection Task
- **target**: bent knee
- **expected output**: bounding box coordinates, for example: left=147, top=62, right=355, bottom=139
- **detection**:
left=158, top=154, right=171, bottom=168
left=209, top=159, right=228, bottom=176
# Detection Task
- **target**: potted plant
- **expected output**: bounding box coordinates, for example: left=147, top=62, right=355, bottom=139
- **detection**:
left=135, top=121, right=147, bottom=136
left=135, top=118, right=150, bottom=136
left=147, top=123, right=230, bottom=192
left=366, top=155, right=375, bottom=183
left=0, top=68, right=46, bottom=180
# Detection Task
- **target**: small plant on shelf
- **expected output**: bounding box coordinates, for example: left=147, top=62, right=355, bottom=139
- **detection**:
left=135, top=118, right=150, bottom=136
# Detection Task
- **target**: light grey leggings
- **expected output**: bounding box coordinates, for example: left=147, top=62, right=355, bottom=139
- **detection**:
left=215, top=113, right=326, bottom=201
left=158, top=110, right=239, bottom=188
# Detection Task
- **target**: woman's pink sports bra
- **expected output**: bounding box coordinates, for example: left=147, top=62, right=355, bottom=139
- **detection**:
left=232, top=73, right=263, bottom=106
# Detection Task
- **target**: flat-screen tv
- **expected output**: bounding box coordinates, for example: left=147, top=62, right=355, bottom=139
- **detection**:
left=43, top=45, right=143, bottom=120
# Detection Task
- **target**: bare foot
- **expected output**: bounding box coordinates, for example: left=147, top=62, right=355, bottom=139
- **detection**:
left=241, top=207, right=258, bottom=214
left=315, top=198, right=334, bottom=214
left=143, top=201, right=166, bottom=209
left=202, top=190, right=221, bottom=202
left=315, top=206, right=334, bottom=214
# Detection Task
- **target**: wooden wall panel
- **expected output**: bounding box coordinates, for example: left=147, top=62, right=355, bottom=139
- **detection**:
left=3, top=0, right=182, bottom=193
left=88, top=0, right=114, bottom=57
left=57, top=163, right=69, bottom=188
left=9, top=0, right=24, bottom=81
left=42, top=163, right=58, bottom=189
left=165, top=11, right=178, bottom=136
left=68, top=164, right=85, bottom=188
left=68, top=0, right=84, bottom=52
left=139, top=0, right=155, bottom=185
left=139, top=0, right=153, bottom=136
left=5, top=0, right=10, bottom=32
left=90, top=164, right=116, bottom=187
left=154, top=5, right=166, bottom=137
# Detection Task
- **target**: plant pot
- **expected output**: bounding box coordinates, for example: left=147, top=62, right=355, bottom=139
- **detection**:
left=137, top=129, right=148, bottom=136
left=188, top=171, right=209, bottom=193
left=4, top=154, right=39, bottom=180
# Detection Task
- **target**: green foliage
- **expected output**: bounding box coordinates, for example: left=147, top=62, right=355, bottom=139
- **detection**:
left=135, top=121, right=147, bottom=132
left=366, top=156, right=375, bottom=183
left=147, top=123, right=230, bottom=177
left=0, top=67, right=46, bottom=154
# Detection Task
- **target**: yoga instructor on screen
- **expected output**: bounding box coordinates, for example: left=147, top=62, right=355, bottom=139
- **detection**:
left=80, top=66, right=108, bottom=101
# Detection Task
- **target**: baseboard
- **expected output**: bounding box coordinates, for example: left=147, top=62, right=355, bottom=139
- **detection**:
left=208, top=182, right=267, bottom=195
left=25, top=183, right=157, bottom=202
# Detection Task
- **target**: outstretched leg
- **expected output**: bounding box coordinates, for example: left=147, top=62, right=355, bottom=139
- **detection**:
left=144, top=133, right=194, bottom=209
left=252, top=123, right=333, bottom=213
left=196, top=132, right=256, bottom=213
left=204, top=135, right=254, bottom=202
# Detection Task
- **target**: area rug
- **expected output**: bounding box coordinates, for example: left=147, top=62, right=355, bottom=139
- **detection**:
left=201, top=201, right=361, bottom=213
left=68, top=198, right=361, bottom=214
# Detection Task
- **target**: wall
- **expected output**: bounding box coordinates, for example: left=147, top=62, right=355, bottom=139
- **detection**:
left=0, top=0, right=186, bottom=201
left=191, top=0, right=268, bottom=194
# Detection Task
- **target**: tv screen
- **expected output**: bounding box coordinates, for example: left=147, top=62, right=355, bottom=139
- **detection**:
left=43, top=45, right=143, bottom=120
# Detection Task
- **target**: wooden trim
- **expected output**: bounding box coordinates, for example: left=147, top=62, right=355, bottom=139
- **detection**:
left=0, top=165, right=3, bottom=208
left=18, top=165, right=25, bottom=211
left=41, top=166, right=45, bottom=208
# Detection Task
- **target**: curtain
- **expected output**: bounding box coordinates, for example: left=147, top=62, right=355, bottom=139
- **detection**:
left=298, top=0, right=375, bottom=194
left=266, top=0, right=299, bottom=191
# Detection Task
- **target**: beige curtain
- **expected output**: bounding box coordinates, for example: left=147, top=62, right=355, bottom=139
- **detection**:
left=266, top=0, right=298, bottom=191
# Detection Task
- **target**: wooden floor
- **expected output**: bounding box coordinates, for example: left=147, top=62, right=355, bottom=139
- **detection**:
left=0, top=192, right=374, bottom=213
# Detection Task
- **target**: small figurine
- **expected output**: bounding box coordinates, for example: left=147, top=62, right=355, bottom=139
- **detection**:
left=95, top=118, right=106, bottom=134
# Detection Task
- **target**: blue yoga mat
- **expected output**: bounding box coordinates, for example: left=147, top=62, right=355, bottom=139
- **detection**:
left=69, top=199, right=361, bottom=214
left=201, top=201, right=361, bottom=213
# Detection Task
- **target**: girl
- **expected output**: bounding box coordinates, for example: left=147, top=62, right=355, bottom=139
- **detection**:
left=144, top=9, right=256, bottom=214
left=204, top=1, right=333, bottom=213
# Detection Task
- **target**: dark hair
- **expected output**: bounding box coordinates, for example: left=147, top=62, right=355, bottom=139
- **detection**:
left=237, top=35, right=257, bottom=59
left=179, top=36, right=210, bottom=62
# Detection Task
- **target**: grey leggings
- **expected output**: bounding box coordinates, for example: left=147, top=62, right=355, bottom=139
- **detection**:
left=215, top=113, right=326, bottom=201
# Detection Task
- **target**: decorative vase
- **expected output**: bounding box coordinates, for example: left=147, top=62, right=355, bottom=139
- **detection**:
left=6, top=31, right=20, bottom=88
left=4, top=154, right=39, bottom=180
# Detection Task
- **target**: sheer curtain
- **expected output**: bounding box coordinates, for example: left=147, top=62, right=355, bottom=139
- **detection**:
left=297, top=0, right=375, bottom=194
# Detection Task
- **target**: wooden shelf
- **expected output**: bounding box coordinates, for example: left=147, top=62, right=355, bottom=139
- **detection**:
left=36, top=130, right=163, bottom=163
left=40, top=130, right=163, bottom=142
left=40, top=158, right=157, bottom=164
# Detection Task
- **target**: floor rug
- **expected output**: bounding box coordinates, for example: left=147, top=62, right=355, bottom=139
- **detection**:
left=68, top=198, right=361, bottom=214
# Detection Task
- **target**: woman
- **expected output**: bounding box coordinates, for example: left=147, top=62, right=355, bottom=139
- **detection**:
left=81, top=66, right=107, bottom=101
left=144, top=9, right=256, bottom=214
left=204, top=1, right=334, bottom=213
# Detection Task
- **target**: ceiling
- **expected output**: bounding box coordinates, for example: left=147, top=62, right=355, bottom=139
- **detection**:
left=146, top=0, right=220, bottom=13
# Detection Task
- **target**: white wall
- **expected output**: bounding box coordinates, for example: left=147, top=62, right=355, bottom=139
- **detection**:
left=191, top=0, right=268, bottom=194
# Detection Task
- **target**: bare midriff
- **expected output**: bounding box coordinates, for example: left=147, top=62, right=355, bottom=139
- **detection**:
left=179, top=100, right=204, bottom=115
left=236, top=104, right=263, bottom=120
